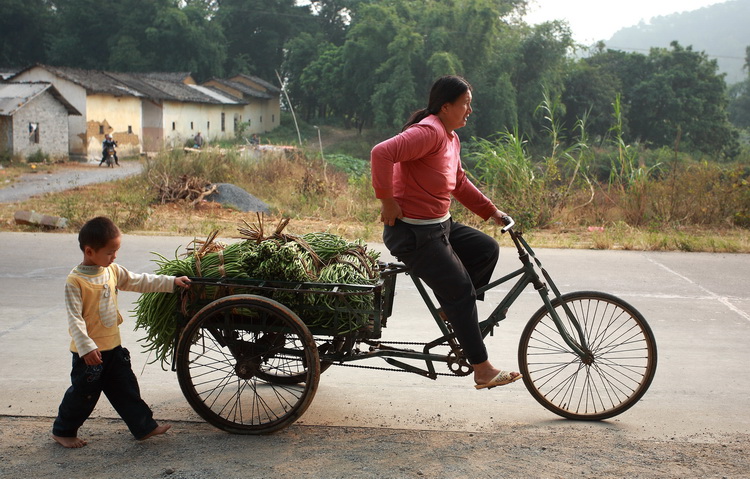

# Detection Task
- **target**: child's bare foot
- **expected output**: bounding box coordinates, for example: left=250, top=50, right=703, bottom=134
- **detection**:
left=52, top=434, right=87, bottom=448
left=139, top=424, right=171, bottom=441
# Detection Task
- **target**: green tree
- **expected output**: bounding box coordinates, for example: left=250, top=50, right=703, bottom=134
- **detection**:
left=307, top=0, right=362, bottom=45
left=728, top=46, right=750, bottom=129
left=576, top=42, right=739, bottom=157
left=370, top=22, right=424, bottom=129
left=139, top=1, right=227, bottom=79
left=512, top=21, right=574, bottom=143
left=629, top=42, right=737, bottom=156
left=47, top=0, right=114, bottom=69
left=216, top=0, right=311, bottom=79
left=283, top=33, right=330, bottom=120
left=326, top=0, right=532, bottom=134
left=339, top=1, right=407, bottom=131
left=562, top=62, right=622, bottom=140
left=0, top=0, right=52, bottom=66
left=293, top=40, right=346, bottom=120
left=46, top=0, right=226, bottom=79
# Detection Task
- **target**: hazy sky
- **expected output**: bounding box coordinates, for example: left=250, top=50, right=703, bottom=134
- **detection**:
left=524, top=0, right=729, bottom=44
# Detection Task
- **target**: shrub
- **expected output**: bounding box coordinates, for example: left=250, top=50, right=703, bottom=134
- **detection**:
left=325, top=153, right=370, bottom=177
left=27, top=150, right=48, bottom=163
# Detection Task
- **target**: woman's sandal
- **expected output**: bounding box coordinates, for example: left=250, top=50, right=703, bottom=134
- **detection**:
left=474, top=370, right=522, bottom=390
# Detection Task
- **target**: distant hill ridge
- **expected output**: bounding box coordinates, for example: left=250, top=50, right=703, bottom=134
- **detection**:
left=604, top=0, right=749, bottom=84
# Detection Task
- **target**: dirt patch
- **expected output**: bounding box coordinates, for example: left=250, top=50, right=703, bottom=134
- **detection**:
left=2, top=416, right=747, bottom=478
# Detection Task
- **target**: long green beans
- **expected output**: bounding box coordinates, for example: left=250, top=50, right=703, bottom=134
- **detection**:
left=132, top=250, right=194, bottom=368
left=133, top=229, right=382, bottom=368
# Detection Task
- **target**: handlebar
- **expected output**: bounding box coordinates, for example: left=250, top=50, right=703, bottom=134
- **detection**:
left=500, top=215, right=515, bottom=234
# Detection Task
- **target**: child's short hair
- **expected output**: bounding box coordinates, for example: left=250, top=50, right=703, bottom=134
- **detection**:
left=78, top=216, right=121, bottom=252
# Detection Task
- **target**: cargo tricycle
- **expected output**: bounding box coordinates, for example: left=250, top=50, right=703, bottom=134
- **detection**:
left=172, top=218, right=657, bottom=434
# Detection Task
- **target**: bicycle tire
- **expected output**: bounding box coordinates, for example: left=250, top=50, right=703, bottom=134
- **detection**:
left=176, top=294, right=320, bottom=434
left=254, top=340, right=333, bottom=385
left=518, top=291, right=657, bottom=420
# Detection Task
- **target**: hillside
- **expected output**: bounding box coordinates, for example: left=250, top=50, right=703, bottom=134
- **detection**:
left=604, top=0, right=749, bottom=84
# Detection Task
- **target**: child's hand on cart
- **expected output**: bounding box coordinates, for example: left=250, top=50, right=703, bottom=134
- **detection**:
left=174, top=276, right=191, bottom=289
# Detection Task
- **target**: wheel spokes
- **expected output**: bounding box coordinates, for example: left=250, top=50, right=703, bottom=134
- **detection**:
left=524, top=296, right=653, bottom=417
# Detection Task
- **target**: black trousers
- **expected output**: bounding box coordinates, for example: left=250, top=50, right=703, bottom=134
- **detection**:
left=383, top=218, right=500, bottom=364
left=99, top=153, right=119, bottom=165
left=52, top=346, right=157, bottom=439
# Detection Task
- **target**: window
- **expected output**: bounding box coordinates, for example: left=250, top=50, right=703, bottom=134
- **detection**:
left=207, top=121, right=210, bottom=131
left=190, top=121, right=194, bottom=130
left=29, top=123, right=39, bottom=143
left=272, top=114, right=275, bottom=123
left=260, top=115, right=263, bottom=124
left=221, top=113, right=225, bottom=132
left=172, top=122, right=176, bottom=131
left=99, top=125, right=104, bottom=134
left=127, top=125, right=132, bottom=134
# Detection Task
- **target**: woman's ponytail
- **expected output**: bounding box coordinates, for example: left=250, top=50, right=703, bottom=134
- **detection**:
left=401, top=108, right=432, bottom=132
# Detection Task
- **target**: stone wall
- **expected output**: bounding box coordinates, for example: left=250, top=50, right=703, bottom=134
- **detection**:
left=11, top=91, right=69, bottom=160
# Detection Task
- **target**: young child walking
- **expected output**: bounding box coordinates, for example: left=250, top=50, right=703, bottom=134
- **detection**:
left=52, top=216, right=191, bottom=448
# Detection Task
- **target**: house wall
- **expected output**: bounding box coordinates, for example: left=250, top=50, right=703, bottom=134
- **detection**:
left=86, top=94, right=142, bottom=158
left=261, top=99, right=280, bottom=133
left=240, top=102, right=265, bottom=135
left=141, top=99, right=163, bottom=153
left=0, top=117, right=12, bottom=156
left=225, top=99, right=277, bottom=135
left=229, top=76, right=281, bottom=133
left=10, top=91, right=69, bottom=159
left=162, top=101, right=244, bottom=147
left=12, top=67, right=88, bottom=158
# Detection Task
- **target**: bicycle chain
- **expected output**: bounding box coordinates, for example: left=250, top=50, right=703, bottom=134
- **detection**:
left=329, top=360, right=458, bottom=377
left=325, top=340, right=460, bottom=377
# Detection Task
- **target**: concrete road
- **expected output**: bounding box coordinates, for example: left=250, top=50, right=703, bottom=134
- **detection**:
left=1, top=231, right=749, bottom=442
left=0, top=161, right=142, bottom=203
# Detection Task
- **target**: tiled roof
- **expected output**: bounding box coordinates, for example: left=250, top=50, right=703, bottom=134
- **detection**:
left=188, top=84, right=243, bottom=104
left=204, top=78, right=273, bottom=100
left=0, top=82, right=81, bottom=116
left=0, top=67, right=22, bottom=80
left=231, top=73, right=281, bottom=94
left=10, top=64, right=252, bottom=106
left=139, top=72, right=194, bottom=83
left=17, top=65, right=129, bottom=96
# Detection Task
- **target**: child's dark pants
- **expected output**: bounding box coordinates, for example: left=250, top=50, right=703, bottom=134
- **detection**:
left=52, top=346, right=157, bottom=440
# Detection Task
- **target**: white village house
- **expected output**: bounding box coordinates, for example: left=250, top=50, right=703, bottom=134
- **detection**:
left=202, top=74, right=281, bottom=135
left=0, top=82, right=80, bottom=160
left=8, top=65, right=280, bottom=160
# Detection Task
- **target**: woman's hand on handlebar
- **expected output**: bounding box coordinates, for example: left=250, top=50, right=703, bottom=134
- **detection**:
left=490, top=210, right=510, bottom=225
left=379, top=198, right=403, bottom=226
left=490, top=210, right=514, bottom=232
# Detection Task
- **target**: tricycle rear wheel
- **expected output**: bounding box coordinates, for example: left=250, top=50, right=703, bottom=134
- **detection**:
left=176, top=294, right=320, bottom=434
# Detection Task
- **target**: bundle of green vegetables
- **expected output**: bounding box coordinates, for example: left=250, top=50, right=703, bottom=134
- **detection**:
left=133, top=218, right=381, bottom=367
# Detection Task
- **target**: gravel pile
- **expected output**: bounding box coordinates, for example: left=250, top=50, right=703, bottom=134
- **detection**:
left=206, top=183, right=270, bottom=213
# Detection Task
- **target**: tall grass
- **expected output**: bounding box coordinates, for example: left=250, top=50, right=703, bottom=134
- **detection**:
left=469, top=93, right=750, bottom=232
left=140, top=146, right=380, bottom=229
left=470, top=130, right=544, bottom=230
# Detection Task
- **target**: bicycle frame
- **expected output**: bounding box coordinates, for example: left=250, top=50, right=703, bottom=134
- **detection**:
left=333, top=224, right=593, bottom=378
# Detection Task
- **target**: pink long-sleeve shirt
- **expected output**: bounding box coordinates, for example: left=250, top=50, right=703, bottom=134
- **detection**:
left=370, top=114, right=497, bottom=221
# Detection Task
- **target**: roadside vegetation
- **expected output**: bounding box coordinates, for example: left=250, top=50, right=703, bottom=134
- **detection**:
left=1, top=111, right=748, bottom=253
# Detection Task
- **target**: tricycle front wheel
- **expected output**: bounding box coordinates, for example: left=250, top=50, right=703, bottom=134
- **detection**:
left=518, top=291, right=657, bottom=420
left=176, top=294, right=320, bottom=434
